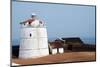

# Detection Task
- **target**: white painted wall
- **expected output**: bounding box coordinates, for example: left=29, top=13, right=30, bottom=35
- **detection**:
left=19, top=25, right=49, bottom=59
left=52, top=48, right=57, bottom=54
left=20, top=38, right=39, bottom=49
left=40, top=48, right=49, bottom=56
left=59, top=48, right=64, bottom=53
left=20, top=28, right=37, bottom=38
left=19, top=49, right=40, bottom=58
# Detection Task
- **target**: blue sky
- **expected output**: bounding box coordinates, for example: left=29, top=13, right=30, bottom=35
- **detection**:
left=12, top=1, right=96, bottom=45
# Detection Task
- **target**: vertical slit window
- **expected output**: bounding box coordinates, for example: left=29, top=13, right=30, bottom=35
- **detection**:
left=30, top=33, right=32, bottom=37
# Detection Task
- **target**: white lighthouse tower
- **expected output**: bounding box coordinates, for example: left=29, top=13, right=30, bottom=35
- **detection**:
left=19, top=13, right=49, bottom=59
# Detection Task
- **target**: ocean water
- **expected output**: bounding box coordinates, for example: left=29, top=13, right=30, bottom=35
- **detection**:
left=12, top=37, right=96, bottom=46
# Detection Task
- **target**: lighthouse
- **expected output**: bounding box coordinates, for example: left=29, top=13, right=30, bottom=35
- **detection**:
left=19, top=13, right=49, bottom=59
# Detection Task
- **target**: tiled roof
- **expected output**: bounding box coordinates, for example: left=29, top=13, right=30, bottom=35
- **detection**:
left=49, top=41, right=64, bottom=48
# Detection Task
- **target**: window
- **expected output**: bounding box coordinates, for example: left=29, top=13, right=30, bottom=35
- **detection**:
left=29, top=33, right=32, bottom=37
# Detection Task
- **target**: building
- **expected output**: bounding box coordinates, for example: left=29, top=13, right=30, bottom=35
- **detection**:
left=62, top=37, right=83, bottom=51
left=49, top=39, right=64, bottom=54
left=19, top=13, right=49, bottom=59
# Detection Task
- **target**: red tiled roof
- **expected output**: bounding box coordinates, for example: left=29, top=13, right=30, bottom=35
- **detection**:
left=50, top=41, right=64, bottom=48
left=20, top=19, right=35, bottom=24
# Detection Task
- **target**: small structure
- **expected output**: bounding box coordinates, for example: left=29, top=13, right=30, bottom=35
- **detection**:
left=62, top=37, right=83, bottom=51
left=49, top=39, right=64, bottom=54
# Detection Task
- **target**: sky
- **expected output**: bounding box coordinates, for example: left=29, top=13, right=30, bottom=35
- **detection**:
left=12, top=1, right=96, bottom=45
